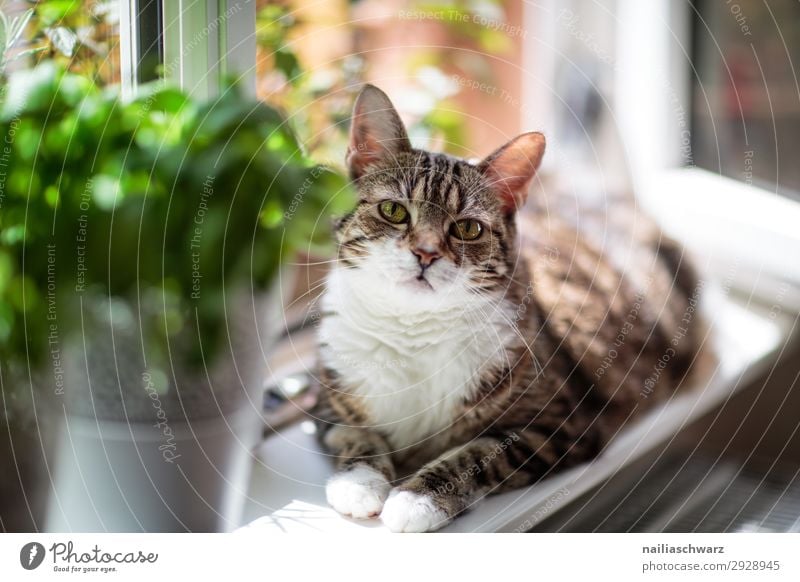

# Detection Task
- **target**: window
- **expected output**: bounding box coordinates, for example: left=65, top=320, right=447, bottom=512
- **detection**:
left=523, top=0, right=800, bottom=301
left=120, top=0, right=256, bottom=99
left=691, top=0, right=800, bottom=201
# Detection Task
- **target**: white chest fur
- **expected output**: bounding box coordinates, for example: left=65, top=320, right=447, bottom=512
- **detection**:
left=319, top=267, right=516, bottom=451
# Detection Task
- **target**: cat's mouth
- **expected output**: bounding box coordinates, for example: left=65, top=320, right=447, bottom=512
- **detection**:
left=410, top=273, right=434, bottom=291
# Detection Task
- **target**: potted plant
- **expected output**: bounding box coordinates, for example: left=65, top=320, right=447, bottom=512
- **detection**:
left=0, top=62, right=349, bottom=531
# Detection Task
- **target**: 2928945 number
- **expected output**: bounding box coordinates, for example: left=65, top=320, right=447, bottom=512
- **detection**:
left=729, top=560, right=780, bottom=571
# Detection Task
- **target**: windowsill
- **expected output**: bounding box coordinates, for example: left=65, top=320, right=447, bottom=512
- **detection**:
left=237, top=283, right=795, bottom=533
left=638, top=167, right=800, bottom=310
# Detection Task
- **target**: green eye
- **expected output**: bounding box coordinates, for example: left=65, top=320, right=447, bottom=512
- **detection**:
left=378, top=200, right=409, bottom=224
left=450, top=219, right=483, bottom=241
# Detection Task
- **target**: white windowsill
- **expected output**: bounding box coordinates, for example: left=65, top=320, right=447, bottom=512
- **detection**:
left=237, top=283, right=795, bottom=533
left=638, top=168, right=800, bottom=308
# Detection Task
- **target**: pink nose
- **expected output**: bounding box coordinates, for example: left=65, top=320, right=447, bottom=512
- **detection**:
left=412, top=247, right=441, bottom=267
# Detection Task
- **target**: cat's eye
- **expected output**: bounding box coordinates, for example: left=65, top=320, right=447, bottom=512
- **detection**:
left=449, top=219, right=483, bottom=241
left=378, top=200, right=409, bottom=224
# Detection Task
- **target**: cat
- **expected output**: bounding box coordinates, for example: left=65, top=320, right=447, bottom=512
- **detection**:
left=312, top=84, right=705, bottom=532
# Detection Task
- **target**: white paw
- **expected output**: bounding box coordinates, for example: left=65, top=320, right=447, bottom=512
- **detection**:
left=380, top=490, right=450, bottom=533
left=326, top=466, right=391, bottom=519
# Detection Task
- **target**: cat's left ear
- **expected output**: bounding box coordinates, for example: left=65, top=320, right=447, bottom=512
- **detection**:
left=478, top=132, right=546, bottom=214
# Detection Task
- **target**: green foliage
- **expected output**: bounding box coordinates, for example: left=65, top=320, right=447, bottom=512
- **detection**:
left=0, top=63, right=351, bottom=368
left=252, top=0, right=512, bottom=161
left=256, top=4, right=302, bottom=85
left=255, top=3, right=362, bottom=163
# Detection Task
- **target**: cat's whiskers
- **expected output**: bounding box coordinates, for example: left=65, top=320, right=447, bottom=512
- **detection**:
left=458, top=298, right=517, bottom=382
left=465, top=286, right=544, bottom=380
left=288, top=257, right=361, bottom=267
left=466, top=314, right=546, bottom=420
left=472, top=264, right=531, bottom=291
left=282, top=264, right=365, bottom=312
left=452, top=301, right=529, bottom=419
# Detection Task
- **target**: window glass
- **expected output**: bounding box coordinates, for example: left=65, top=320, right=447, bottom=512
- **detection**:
left=691, top=0, right=800, bottom=200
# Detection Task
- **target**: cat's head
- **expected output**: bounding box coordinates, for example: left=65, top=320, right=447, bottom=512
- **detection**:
left=334, top=84, right=545, bottom=309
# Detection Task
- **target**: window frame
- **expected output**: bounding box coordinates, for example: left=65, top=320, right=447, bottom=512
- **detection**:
left=119, top=0, right=256, bottom=100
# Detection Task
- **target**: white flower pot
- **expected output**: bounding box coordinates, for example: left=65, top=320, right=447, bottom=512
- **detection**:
left=45, top=272, right=292, bottom=532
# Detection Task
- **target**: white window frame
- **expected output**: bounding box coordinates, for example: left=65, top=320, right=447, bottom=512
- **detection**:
left=523, top=0, right=800, bottom=306
left=120, top=0, right=256, bottom=100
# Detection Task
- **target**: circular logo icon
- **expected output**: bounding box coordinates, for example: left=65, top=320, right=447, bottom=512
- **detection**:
left=20, top=542, right=46, bottom=570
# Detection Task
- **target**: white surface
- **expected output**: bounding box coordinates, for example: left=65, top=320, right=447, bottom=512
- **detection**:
left=239, top=287, right=793, bottom=533
left=640, top=168, right=800, bottom=292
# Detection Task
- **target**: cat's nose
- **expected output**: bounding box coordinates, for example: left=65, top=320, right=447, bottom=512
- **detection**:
left=411, top=246, right=442, bottom=268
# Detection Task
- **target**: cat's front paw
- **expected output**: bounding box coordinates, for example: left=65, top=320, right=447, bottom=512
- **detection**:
left=326, top=465, right=391, bottom=519
left=380, top=489, right=450, bottom=533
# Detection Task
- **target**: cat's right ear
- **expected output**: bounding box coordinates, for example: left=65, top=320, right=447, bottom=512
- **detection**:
left=346, top=85, right=411, bottom=180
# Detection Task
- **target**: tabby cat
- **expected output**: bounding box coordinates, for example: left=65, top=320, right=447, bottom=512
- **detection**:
left=313, top=85, right=704, bottom=532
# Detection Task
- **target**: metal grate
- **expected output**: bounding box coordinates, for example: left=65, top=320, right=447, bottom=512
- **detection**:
left=535, top=455, right=800, bottom=533
left=665, top=467, right=800, bottom=533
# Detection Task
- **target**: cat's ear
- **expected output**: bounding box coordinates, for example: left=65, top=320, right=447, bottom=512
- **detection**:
left=478, top=132, right=546, bottom=214
left=346, top=84, right=411, bottom=180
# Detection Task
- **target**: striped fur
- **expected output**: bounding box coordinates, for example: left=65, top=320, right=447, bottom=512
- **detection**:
left=313, top=86, right=705, bottom=532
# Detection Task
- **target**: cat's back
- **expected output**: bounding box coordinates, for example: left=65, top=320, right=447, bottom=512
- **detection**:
left=517, top=208, right=705, bottom=421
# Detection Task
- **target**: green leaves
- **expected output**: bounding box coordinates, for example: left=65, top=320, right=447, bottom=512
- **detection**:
left=35, top=1, right=81, bottom=27
left=1, top=61, right=74, bottom=119
left=256, top=5, right=302, bottom=86
left=0, top=63, right=353, bottom=367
